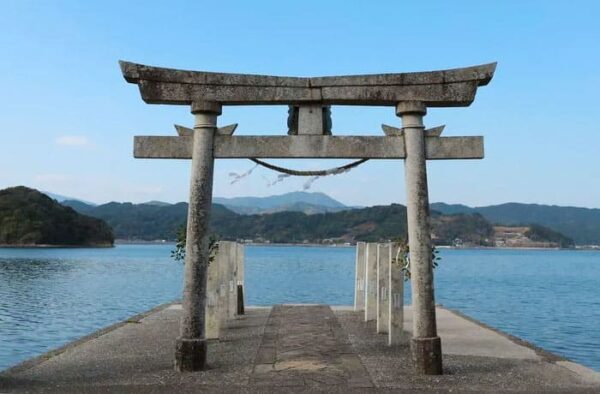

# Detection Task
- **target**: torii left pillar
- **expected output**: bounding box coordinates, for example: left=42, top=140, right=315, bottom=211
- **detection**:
left=175, top=101, right=221, bottom=372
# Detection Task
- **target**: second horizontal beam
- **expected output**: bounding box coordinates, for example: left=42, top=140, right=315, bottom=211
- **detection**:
left=133, top=135, right=484, bottom=160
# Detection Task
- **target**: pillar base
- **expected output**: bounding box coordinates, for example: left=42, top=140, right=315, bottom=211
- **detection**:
left=174, top=338, right=207, bottom=371
left=410, top=336, right=442, bottom=375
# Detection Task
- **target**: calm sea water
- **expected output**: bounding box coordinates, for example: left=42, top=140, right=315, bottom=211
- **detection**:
left=0, top=245, right=599, bottom=372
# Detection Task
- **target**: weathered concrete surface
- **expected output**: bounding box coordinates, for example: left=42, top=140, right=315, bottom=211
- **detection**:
left=120, top=61, right=496, bottom=106
left=364, top=243, right=377, bottom=322
left=376, top=243, right=390, bottom=334
left=133, top=135, right=484, bottom=159
left=0, top=304, right=269, bottom=392
left=2, top=304, right=599, bottom=392
left=338, top=306, right=600, bottom=392
left=297, top=105, right=325, bottom=135
left=353, top=242, right=365, bottom=311
left=251, top=305, right=373, bottom=388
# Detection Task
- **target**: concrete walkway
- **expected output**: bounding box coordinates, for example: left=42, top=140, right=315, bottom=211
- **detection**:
left=1, top=304, right=599, bottom=392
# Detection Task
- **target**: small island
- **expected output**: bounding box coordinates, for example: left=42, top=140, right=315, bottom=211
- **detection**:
left=0, top=186, right=114, bottom=247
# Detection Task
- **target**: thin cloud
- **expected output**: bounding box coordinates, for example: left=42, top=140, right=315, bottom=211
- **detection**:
left=55, top=135, right=89, bottom=146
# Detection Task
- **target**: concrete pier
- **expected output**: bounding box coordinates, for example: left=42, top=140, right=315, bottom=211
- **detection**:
left=376, top=243, right=390, bottom=334
left=364, top=243, right=378, bottom=321
left=354, top=242, right=366, bottom=311
left=3, top=304, right=599, bottom=392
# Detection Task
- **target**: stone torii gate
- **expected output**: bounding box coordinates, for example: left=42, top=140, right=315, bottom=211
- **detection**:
left=119, top=61, right=496, bottom=374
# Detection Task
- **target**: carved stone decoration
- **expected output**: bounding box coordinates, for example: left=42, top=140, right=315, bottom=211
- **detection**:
left=287, top=105, right=299, bottom=135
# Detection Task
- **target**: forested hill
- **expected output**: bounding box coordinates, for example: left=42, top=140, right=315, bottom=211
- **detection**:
left=431, top=202, right=600, bottom=245
left=0, top=187, right=114, bottom=247
left=59, top=198, right=572, bottom=247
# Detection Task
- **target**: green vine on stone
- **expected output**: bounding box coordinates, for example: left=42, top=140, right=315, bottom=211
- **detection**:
left=390, top=238, right=441, bottom=280
left=171, top=225, right=219, bottom=265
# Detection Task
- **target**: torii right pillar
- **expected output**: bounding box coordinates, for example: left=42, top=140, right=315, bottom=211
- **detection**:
left=397, top=101, right=442, bottom=375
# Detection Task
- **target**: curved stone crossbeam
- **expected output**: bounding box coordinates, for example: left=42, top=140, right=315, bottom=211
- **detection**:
left=119, top=61, right=496, bottom=107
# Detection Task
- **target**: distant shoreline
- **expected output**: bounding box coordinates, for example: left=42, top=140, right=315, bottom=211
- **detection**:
left=10, top=240, right=591, bottom=251
left=0, top=244, right=114, bottom=249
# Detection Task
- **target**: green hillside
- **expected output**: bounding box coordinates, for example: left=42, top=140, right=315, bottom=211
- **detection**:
left=0, top=187, right=114, bottom=247
left=63, top=199, right=235, bottom=241
left=63, top=199, right=496, bottom=245
left=431, top=202, right=600, bottom=245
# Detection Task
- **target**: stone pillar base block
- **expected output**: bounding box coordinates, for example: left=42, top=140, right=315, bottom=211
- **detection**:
left=410, top=336, right=443, bottom=375
left=174, top=338, right=207, bottom=371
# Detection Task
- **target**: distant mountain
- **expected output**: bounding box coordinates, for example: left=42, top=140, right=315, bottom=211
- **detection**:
left=43, top=191, right=96, bottom=206
left=0, top=187, right=113, bottom=247
left=213, top=191, right=350, bottom=215
left=142, top=201, right=172, bottom=207
left=431, top=202, right=600, bottom=245
left=429, top=203, right=474, bottom=215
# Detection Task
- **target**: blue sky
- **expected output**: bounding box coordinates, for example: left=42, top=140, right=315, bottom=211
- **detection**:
left=1, top=1, right=599, bottom=207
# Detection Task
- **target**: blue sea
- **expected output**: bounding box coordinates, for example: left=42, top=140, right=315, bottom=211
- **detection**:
left=0, top=245, right=599, bottom=372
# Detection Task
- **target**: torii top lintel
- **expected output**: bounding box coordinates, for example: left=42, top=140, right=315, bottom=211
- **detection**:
left=119, top=61, right=496, bottom=107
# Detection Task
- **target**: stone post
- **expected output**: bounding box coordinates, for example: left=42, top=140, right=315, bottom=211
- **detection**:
left=205, top=249, right=221, bottom=340
left=228, top=241, right=238, bottom=319
left=377, top=243, right=391, bottom=333
left=175, top=101, right=221, bottom=372
left=364, top=242, right=378, bottom=322
left=388, top=244, right=404, bottom=346
left=237, top=243, right=245, bottom=315
left=397, top=101, right=442, bottom=375
left=217, top=241, right=231, bottom=335
left=354, top=242, right=366, bottom=311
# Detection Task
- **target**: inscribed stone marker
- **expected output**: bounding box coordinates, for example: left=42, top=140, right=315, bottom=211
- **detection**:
left=377, top=243, right=391, bottom=334
left=389, top=244, right=405, bottom=346
left=217, top=241, right=231, bottom=332
left=205, top=249, right=221, bottom=339
left=364, top=243, right=378, bottom=322
left=354, top=242, right=366, bottom=311
left=227, top=241, right=238, bottom=319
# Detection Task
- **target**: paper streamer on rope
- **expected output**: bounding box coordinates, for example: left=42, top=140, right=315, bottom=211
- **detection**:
left=229, top=164, right=259, bottom=184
